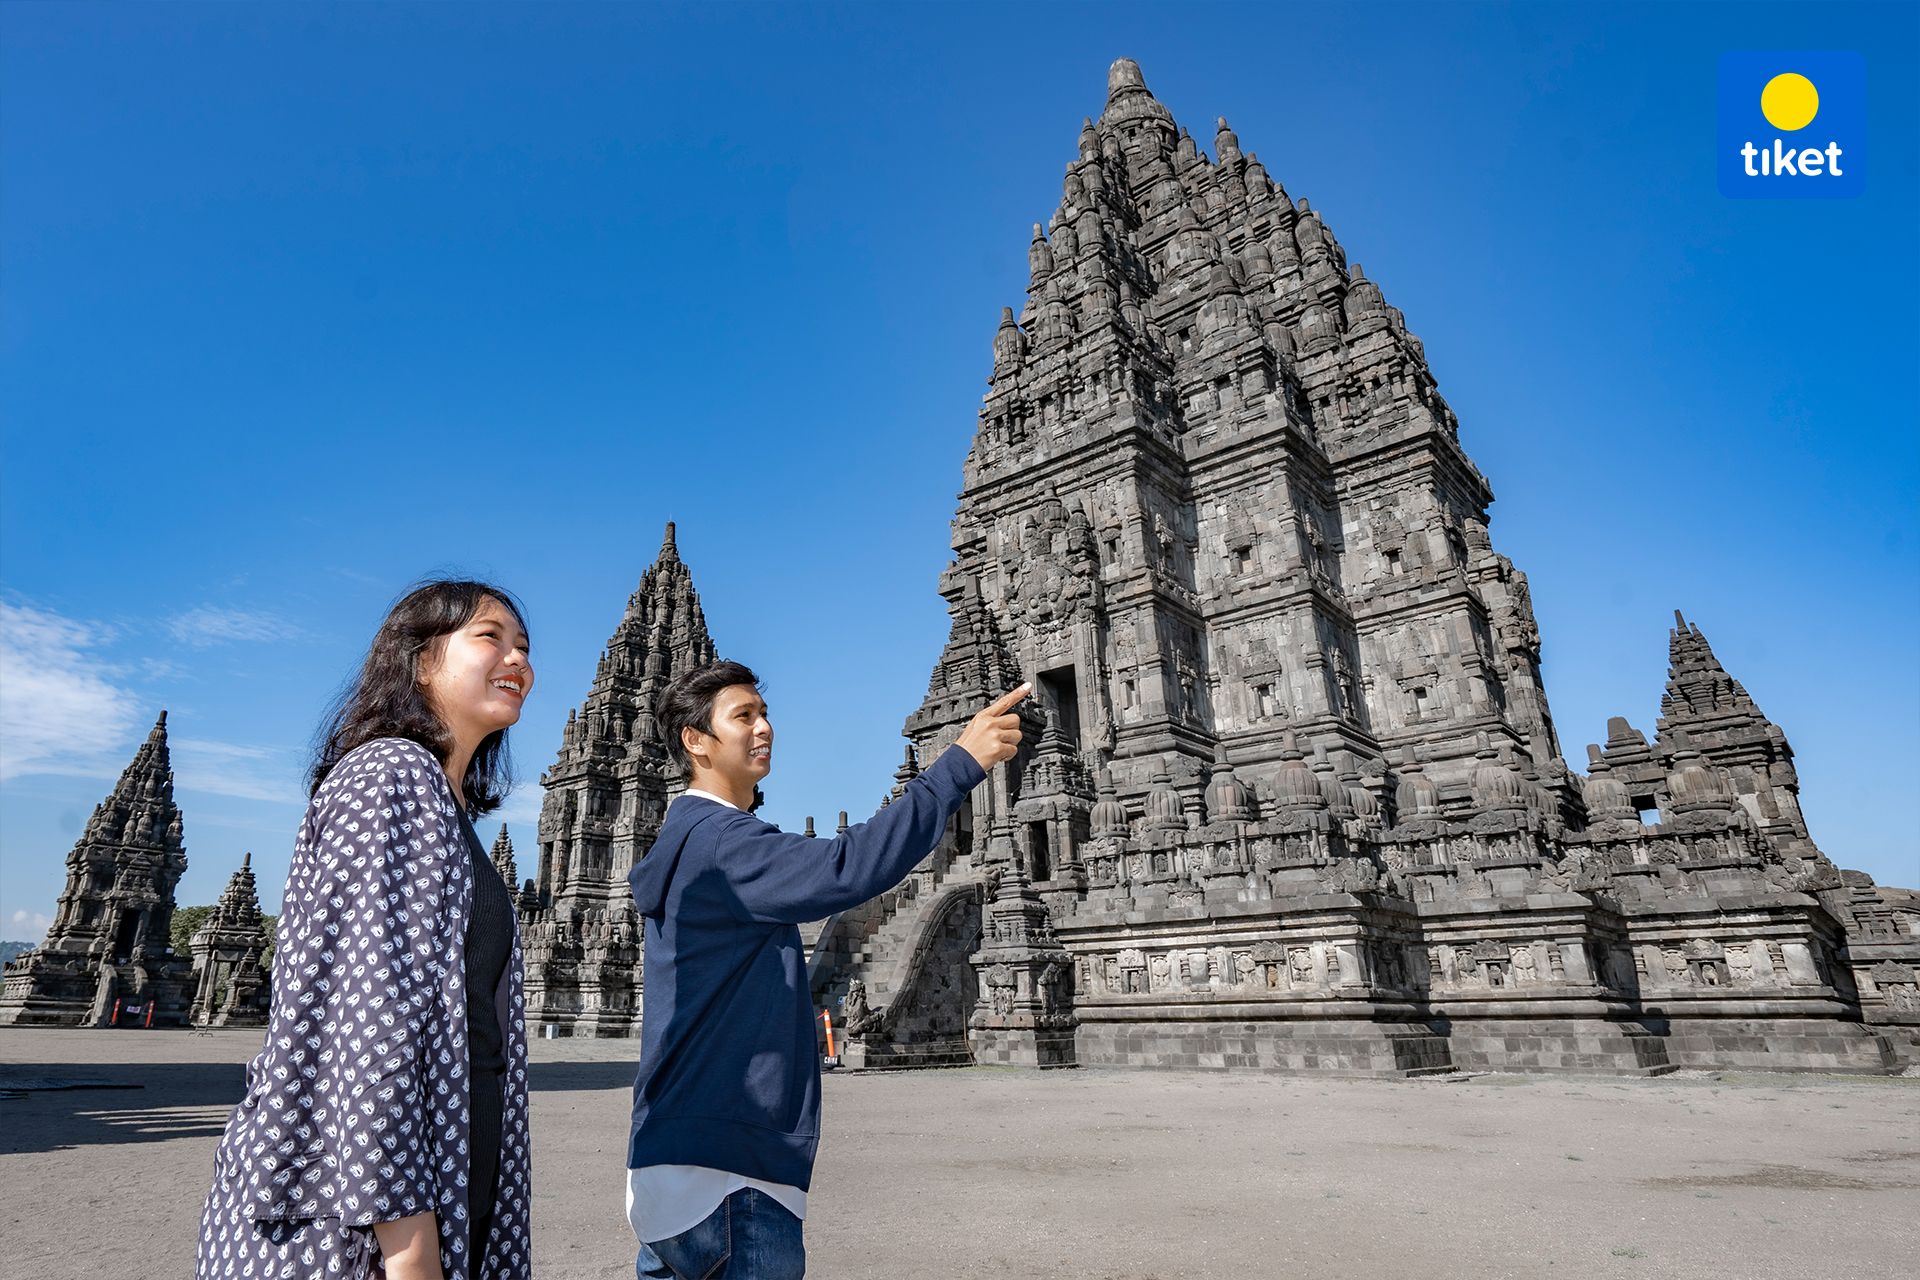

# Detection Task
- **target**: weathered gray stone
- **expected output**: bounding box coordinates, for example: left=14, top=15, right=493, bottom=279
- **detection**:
left=0, top=713, right=195, bottom=1027
left=803, top=58, right=1919, bottom=1077
left=510, top=58, right=1919, bottom=1074
left=186, top=852, right=270, bottom=1028
left=519, top=522, right=717, bottom=1037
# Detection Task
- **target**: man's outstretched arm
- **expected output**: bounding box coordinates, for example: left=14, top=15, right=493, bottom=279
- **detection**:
left=714, top=684, right=1029, bottom=925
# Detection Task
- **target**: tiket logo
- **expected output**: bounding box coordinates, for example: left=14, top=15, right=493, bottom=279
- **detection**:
left=1718, top=52, right=1864, bottom=198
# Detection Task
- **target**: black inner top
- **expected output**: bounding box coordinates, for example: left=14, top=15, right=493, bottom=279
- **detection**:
left=460, top=813, right=513, bottom=1262
left=461, top=814, right=513, bottom=1074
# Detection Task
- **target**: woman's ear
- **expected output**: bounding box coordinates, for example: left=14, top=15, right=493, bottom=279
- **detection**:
left=414, top=639, right=438, bottom=690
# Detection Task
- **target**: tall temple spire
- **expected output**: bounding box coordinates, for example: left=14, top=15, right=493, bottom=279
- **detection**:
left=0, top=712, right=193, bottom=1026
left=1640, top=609, right=1814, bottom=850
left=1099, top=56, right=1174, bottom=139
left=188, top=852, right=270, bottom=1027
left=526, top=523, right=724, bottom=1035
left=917, top=56, right=1547, bottom=804
left=491, top=825, right=518, bottom=885
left=214, top=852, right=260, bottom=919
left=1661, top=610, right=1761, bottom=724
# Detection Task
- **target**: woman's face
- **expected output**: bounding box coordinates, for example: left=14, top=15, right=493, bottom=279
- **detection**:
left=419, top=596, right=533, bottom=746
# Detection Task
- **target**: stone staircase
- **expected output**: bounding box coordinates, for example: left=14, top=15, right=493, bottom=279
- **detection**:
left=809, top=850, right=978, bottom=1020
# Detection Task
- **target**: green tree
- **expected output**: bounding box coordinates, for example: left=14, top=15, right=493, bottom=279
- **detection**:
left=171, top=904, right=214, bottom=954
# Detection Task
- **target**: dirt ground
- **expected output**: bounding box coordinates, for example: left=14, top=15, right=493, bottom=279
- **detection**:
left=2, top=1028, right=1915, bottom=1280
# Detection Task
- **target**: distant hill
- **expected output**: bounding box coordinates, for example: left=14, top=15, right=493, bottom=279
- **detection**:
left=0, top=940, right=36, bottom=968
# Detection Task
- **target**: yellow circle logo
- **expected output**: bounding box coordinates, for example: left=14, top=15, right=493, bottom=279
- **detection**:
left=1760, top=73, right=1819, bottom=131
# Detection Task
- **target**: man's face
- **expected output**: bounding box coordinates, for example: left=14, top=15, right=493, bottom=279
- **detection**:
left=683, top=684, right=772, bottom=789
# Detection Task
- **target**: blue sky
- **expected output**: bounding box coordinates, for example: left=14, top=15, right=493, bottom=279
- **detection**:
left=2, top=1, right=1915, bottom=938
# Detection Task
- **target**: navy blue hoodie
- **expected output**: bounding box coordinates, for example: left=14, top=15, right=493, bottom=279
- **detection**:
left=626, top=743, right=985, bottom=1189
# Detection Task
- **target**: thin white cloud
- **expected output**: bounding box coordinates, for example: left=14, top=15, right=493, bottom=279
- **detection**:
left=164, top=606, right=303, bottom=648
left=496, top=789, right=547, bottom=826
left=171, top=737, right=305, bottom=806
left=0, top=600, right=145, bottom=781
left=9, top=910, right=52, bottom=934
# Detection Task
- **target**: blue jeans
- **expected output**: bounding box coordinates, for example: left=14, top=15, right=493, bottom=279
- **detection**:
left=636, top=1187, right=806, bottom=1280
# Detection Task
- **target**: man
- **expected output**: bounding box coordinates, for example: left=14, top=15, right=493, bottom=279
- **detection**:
left=626, top=659, right=1028, bottom=1279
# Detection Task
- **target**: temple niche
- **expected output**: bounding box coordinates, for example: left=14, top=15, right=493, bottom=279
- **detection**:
left=0, top=712, right=195, bottom=1027
left=802, top=59, right=1918, bottom=1075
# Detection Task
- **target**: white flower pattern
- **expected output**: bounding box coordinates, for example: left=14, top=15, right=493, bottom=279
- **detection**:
left=195, top=738, right=532, bottom=1279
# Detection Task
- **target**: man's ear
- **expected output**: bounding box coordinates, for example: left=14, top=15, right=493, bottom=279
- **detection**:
left=681, top=724, right=708, bottom=769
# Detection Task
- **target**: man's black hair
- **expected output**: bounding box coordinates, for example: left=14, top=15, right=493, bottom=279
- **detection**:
left=656, top=659, right=762, bottom=774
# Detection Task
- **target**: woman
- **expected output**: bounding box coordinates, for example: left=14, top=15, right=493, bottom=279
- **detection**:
left=197, top=580, right=536, bottom=1280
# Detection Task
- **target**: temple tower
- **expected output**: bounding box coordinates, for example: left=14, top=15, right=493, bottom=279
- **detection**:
left=490, top=824, right=519, bottom=886
left=188, top=852, right=271, bottom=1027
left=812, top=58, right=1909, bottom=1077
left=522, top=523, right=721, bottom=1035
left=0, top=712, right=194, bottom=1026
left=910, top=57, right=1562, bottom=880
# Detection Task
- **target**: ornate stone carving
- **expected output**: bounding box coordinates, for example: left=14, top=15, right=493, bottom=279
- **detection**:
left=1, top=714, right=193, bottom=1027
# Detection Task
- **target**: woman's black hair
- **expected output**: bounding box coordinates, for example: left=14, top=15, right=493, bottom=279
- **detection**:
left=310, top=578, right=529, bottom=814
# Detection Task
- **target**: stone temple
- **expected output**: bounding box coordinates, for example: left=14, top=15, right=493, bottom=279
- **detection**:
left=185, top=852, right=272, bottom=1028
left=0, top=711, right=272, bottom=1029
left=524, top=60, right=1916, bottom=1072
left=519, top=523, right=715, bottom=1036
left=805, top=58, right=1920, bottom=1074
left=0, top=713, right=196, bottom=1027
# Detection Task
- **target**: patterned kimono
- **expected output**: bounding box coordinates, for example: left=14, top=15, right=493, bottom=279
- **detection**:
left=196, top=738, right=533, bottom=1279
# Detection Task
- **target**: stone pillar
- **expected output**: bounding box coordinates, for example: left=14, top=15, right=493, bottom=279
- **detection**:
left=191, top=958, right=218, bottom=1026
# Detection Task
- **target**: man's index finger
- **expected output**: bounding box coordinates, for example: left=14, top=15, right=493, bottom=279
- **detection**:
left=988, top=682, right=1033, bottom=714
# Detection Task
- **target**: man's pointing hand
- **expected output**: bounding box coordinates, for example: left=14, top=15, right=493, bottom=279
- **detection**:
left=956, top=682, right=1032, bottom=771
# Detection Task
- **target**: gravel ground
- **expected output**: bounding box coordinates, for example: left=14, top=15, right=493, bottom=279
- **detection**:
left=2, top=1028, right=1915, bottom=1279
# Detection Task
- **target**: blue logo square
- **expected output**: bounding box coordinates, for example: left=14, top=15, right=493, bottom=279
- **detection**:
left=1717, top=51, right=1865, bottom=199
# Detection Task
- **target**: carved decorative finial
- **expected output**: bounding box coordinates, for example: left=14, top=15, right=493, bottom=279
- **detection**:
left=1107, top=57, right=1146, bottom=97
